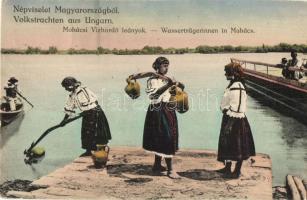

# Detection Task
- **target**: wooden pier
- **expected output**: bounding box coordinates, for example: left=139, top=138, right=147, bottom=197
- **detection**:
left=6, top=147, right=272, bottom=199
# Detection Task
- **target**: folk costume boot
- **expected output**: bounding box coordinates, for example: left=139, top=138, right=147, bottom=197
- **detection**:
left=80, top=149, right=92, bottom=157
left=165, top=158, right=180, bottom=179
left=232, top=160, right=243, bottom=178
left=152, top=155, right=166, bottom=174
left=216, top=161, right=232, bottom=174
left=224, top=160, right=242, bottom=179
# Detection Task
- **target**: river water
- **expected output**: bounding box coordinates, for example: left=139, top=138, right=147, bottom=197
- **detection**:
left=1, top=53, right=306, bottom=186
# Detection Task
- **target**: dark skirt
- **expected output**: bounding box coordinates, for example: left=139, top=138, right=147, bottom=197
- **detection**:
left=143, top=102, right=178, bottom=156
left=217, top=114, right=255, bottom=162
left=81, top=105, right=112, bottom=150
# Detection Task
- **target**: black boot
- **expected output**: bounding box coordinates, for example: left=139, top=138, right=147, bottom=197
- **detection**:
left=165, top=158, right=180, bottom=179
left=152, top=155, right=166, bottom=173
left=232, top=160, right=243, bottom=178
left=224, top=160, right=242, bottom=179
left=216, top=161, right=232, bottom=174
left=80, top=149, right=92, bottom=157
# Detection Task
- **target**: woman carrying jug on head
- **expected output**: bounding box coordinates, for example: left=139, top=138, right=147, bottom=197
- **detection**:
left=127, top=57, right=184, bottom=179
left=216, top=62, right=255, bottom=179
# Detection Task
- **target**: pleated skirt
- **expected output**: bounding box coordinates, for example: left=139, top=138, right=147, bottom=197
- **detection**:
left=143, top=102, right=178, bottom=157
left=81, top=105, right=112, bottom=150
left=217, top=114, right=255, bottom=162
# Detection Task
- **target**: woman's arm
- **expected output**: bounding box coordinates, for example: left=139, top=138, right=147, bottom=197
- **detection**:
left=175, top=82, right=185, bottom=90
left=127, top=72, right=169, bottom=82
left=129, top=72, right=156, bottom=80
left=149, top=80, right=174, bottom=100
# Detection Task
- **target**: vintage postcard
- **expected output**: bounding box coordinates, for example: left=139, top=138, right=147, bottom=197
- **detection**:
left=1, top=0, right=307, bottom=199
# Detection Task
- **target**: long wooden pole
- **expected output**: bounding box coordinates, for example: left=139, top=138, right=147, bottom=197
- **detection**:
left=287, top=175, right=301, bottom=200
left=293, top=176, right=307, bottom=200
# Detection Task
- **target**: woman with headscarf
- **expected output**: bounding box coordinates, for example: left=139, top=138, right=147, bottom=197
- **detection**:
left=128, top=57, right=184, bottom=179
left=216, top=62, right=255, bottom=179
left=60, top=77, right=111, bottom=156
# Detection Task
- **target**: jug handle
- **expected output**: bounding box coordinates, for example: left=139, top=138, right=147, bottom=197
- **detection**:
left=126, top=75, right=137, bottom=84
left=104, top=145, right=110, bottom=153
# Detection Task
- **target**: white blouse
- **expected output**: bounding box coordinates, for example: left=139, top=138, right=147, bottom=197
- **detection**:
left=146, top=77, right=171, bottom=104
left=64, top=86, right=98, bottom=115
left=220, top=81, right=247, bottom=118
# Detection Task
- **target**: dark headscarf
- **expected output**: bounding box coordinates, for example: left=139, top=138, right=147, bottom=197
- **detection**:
left=61, top=76, right=80, bottom=88
left=152, top=57, right=169, bottom=70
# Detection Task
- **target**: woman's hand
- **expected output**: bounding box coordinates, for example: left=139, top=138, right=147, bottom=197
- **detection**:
left=60, top=114, right=69, bottom=127
left=126, top=75, right=134, bottom=83
left=175, top=82, right=185, bottom=90
left=166, top=77, right=175, bottom=86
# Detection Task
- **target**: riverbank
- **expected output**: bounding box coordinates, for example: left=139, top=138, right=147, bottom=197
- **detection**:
left=2, top=147, right=272, bottom=199
left=2, top=43, right=307, bottom=55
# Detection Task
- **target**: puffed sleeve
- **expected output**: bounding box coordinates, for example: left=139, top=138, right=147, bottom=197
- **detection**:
left=64, top=95, right=76, bottom=115
left=76, top=88, right=98, bottom=106
left=220, top=89, right=230, bottom=112
left=146, top=78, right=159, bottom=96
left=85, top=88, right=98, bottom=102
left=226, top=82, right=247, bottom=118
left=228, top=88, right=242, bottom=112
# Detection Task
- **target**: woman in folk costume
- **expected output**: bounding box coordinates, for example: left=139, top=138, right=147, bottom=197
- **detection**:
left=128, top=57, right=184, bottom=179
left=216, top=62, right=255, bottom=179
left=60, top=77, right=111, bottom=157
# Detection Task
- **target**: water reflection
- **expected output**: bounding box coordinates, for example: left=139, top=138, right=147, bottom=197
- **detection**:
left=247, top=87, right=307, bottom=124
left=247, top=88, right=307, bottom=184
left=0, top=114, right=25, bottom=148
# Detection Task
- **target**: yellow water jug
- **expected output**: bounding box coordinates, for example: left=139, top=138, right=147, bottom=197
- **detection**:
left=125, top=79, right=140, bottom=99
left=169, top=86, right=189, bottom=113
left=91, top=144, right=110, bottom=168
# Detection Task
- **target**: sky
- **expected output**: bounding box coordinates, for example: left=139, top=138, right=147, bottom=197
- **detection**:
left=1, top=0, right=307, bottom=49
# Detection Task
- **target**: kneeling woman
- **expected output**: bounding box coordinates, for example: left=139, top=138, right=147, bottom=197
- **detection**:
left=217, top=63, right=255, bottom=178
left=60, top=77, right=112, bottom=156
left=128, top=57, right=184, bottom=179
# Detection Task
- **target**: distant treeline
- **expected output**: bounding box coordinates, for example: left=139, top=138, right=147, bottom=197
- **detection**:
left=2, top=43, right=307, bottom=55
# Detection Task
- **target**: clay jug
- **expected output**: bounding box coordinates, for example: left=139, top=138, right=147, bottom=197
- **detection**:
left=125, top=79, right=140, bottom=99
left=91, top=144, right=110, bottom=168
left=169, top=86, right=189, bottom=113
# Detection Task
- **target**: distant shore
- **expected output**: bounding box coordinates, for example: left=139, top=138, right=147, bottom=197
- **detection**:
left=2, top=43, right=307, bottom=55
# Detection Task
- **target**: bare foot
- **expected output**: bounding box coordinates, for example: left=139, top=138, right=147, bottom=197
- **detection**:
left=167, top=171, right=181, bottom=179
